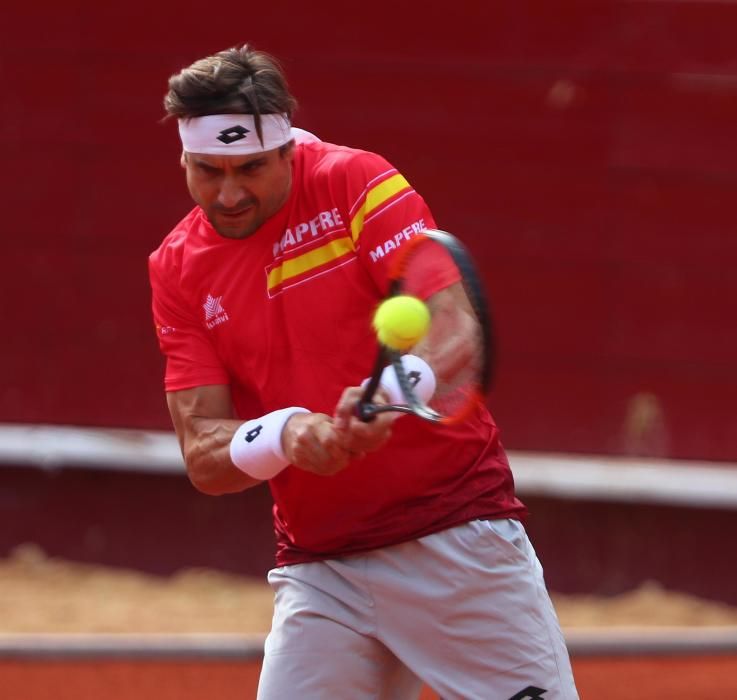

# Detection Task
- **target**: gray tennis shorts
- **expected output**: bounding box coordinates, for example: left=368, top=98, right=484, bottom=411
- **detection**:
left=258, top=519, right=578, bottom=699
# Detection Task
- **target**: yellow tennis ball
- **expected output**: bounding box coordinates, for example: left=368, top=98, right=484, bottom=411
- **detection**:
left=372, top=295, right=431, bottom=350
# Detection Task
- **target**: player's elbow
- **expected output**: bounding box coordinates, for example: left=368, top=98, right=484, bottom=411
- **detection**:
left=183, top=444, right=255, bottom=496
left=185, top=464, right=222, bottom=495
left=184, top=453, right=226, bottom=495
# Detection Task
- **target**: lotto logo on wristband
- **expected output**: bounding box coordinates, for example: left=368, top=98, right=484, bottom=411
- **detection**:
left=245, top=425, right=263, bottom=443
left=229, top=407, right=309, bottom=481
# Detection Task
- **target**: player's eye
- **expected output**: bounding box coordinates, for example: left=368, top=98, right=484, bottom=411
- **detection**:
left=196, top=163, right=221, bottom=175
left=240, top=159, right=266, bottom=172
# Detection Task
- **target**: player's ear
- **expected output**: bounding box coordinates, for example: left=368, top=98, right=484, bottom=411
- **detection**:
left=180, top=151, right=187, bottom=169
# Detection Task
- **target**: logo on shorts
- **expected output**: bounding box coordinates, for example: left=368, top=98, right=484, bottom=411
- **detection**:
left=203, top=294, right=229, bottom=329
left=217, top=125, right=250, bottom=144
left=508, top=686, right=548, bottom=700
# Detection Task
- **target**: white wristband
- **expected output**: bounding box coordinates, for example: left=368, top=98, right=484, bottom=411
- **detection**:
left=229, top=407, right=309, bottom=480
left=367, top=354, right=436, bottom=404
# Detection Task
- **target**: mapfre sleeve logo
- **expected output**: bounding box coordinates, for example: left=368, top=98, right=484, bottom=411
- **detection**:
left=368, top=218, right=426, bottom=263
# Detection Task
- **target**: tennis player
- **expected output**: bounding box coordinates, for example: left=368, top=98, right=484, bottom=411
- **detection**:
left=149, top=44, right=578, bottom=699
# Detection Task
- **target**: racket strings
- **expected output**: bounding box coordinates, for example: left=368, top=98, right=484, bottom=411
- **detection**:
left=407, top=277, right=486, bottom=421
left=428, top=325, right=485, bottom=419
left=380, top=230, right=492, bottom=424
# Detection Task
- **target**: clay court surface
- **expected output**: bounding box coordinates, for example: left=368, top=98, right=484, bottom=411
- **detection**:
left=1, top=546, right=736, bottom=699
left=2, top=656, right=736, bottom=699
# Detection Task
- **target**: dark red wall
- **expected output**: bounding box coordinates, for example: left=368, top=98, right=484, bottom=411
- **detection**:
left=4, top=465, right=737, bottom=604
left=3, top=1, right=736, bottom=460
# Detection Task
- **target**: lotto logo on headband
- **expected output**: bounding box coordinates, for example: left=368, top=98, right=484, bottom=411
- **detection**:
left=179, top=113, right=292, bottom=154
left=217, top=125, right=250, bottom=144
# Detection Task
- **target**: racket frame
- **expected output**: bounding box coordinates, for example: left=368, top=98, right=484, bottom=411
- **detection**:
left=356, top=229, right=493, bottom=424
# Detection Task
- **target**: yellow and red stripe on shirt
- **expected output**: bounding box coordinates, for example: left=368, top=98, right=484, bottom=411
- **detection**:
left=349, top=170, right=412, bottom=244
left=266, top=234, right=356, bottom=296
left=266, top=170, right=413, bottom=296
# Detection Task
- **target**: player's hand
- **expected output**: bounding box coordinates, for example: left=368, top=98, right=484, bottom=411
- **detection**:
left=333, top=386, right=395, bottom=455
left=281, top=412, right=353, bottom=476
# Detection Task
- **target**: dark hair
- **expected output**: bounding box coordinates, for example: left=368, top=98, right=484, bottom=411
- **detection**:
left=164, top=45, right=298, bottom=144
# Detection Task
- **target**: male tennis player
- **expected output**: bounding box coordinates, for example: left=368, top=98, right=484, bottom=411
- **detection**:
left=149, top=45, right=578, bottom=699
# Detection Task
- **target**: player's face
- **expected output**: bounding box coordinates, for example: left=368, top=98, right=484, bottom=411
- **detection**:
left=183, top=145, right=294, bottom=239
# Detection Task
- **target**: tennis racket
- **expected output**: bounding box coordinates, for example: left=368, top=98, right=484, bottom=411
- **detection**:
left=356, top=229, right=494, bottom=424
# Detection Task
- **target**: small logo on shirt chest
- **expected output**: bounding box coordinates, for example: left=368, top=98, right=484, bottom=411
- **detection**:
left=204, top=294, right=230, bottom=329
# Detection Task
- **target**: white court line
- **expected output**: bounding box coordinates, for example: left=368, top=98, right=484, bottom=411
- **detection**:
left=565, top=626, right=737, bottom=656
left=0, top=424, right=182, bottom=473
left=1, top=629, right=737, bottom=659
left=510, top=451, right=737, bottom=509
left=0, top=633, right=266, bottom=659
left=1, top=423, right=737, bottom=507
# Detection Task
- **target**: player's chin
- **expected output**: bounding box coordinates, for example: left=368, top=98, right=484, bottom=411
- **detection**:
left=213, top=216, right=260, bottom=240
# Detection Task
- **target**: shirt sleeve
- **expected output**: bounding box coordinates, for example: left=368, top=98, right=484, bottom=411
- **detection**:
left=148, top=250, right=230, bottom=392
left=338, top=150, right=456, bottom=297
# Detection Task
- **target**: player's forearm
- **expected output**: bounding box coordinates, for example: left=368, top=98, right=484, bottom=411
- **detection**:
left=181, top=417, right=262, bottom=495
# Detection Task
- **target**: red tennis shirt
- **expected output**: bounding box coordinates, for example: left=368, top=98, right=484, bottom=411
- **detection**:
left=149, top=137, right=527, bottom=566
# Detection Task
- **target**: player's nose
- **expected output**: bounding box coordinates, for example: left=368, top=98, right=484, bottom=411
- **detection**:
left=217, top=176, right=248, bottom=208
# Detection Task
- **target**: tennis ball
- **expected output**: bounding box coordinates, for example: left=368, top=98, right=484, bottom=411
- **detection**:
left=372, top=295, right=430, bottom=350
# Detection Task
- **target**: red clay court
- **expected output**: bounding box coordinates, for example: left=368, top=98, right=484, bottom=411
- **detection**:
left=2, top=654, right=737, bottom=699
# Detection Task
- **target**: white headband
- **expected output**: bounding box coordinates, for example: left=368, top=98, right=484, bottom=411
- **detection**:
left=178, top=113, right=292, bottom=155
